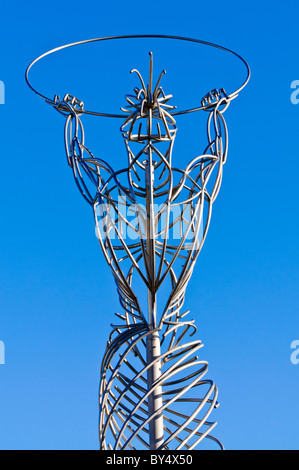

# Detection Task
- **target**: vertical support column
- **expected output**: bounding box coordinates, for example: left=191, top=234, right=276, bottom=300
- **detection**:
left=145, top=88, right=164, bottom=448
left=145, top=163, right=164, bottom=448
left=146, top=319, right=164, bottom=450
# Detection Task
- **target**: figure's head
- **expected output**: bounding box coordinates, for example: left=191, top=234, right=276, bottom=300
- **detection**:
left=120, top=52, right=177, bottom=144
left=120, top=53, right=178, bottom=197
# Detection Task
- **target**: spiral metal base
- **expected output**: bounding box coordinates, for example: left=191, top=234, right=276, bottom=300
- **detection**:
left=99, top=317, right=223, bottom=450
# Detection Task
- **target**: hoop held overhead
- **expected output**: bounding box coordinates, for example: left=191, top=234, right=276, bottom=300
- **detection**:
left=25, top=38, right=250, bottom=449
left=25, top=34, right=250, bottom=118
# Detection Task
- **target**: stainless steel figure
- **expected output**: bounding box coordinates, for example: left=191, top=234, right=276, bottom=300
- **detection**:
left=26, top=35, right=250, bottom=450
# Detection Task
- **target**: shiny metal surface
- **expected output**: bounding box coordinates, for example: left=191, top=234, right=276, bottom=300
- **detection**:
left=26, top=37, right=250, bottom=450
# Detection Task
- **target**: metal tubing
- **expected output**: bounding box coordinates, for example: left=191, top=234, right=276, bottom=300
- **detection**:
left=146, top=328, right=164, bottom=449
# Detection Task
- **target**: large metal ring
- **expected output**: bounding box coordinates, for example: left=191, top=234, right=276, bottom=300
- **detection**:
left=25, top=34, right=250, bottom=118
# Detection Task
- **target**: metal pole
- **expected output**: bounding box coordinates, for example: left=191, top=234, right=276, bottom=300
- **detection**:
left=146, top=321, right=164, bottom=449
left=145, top=76, right=164, bottom=447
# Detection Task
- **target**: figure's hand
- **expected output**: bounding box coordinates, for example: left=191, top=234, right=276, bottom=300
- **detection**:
left=53, top=94, right=84, bottom=116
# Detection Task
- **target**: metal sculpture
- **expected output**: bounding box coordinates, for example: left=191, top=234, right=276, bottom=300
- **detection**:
left=26, top=35, right=250, bottom=451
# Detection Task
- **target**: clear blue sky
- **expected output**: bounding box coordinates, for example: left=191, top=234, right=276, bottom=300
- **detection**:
left=0, top=0, right=298, bottom=450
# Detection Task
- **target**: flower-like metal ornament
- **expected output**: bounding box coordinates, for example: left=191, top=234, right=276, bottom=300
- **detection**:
left=121, top=53, right=177, bottom=143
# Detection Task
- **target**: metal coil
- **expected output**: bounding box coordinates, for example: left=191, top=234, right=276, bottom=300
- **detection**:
left=99, top=319, right=223, bottom=450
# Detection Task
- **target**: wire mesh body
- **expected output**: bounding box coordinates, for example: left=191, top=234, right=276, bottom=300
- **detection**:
left=51, top=54, right=231, bottom=450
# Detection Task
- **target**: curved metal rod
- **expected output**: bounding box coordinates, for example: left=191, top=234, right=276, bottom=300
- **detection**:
left=25, top=34, right=250, bottom=117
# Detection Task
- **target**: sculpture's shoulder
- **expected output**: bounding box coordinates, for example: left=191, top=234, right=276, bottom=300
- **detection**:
left=169, top=163, right=204, bottom=206
left=100, top=166, right=131, bottom=200
left=80, top=156, right=132, bottom=203
left=169, top=154, right=222, bottom=207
